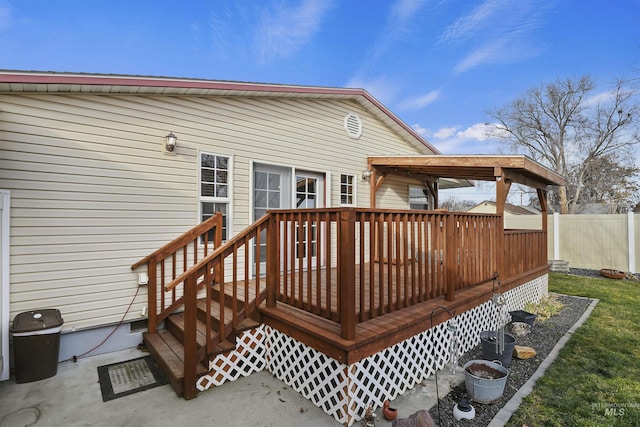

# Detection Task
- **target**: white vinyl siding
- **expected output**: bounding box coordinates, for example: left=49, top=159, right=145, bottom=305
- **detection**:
left=0, top=92, right=429, bottom=331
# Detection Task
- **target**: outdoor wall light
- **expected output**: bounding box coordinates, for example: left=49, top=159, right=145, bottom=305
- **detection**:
left=361, top=169, right=373, bottom=181
left=165, top=131, right=177, bottom=153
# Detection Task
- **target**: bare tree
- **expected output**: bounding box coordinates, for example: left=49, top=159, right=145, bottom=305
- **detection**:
left=568, top=154, right=639, bottom=213
left=490, top=76, right=640, bottom=213
left=439, top=196, right=477, bottom=212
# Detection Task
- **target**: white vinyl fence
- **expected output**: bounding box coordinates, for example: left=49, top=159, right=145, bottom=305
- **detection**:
left=505, top=212, right=638, bottom=274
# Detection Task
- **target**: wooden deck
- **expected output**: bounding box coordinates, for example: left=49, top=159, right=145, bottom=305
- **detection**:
left=132, top=208, right=550, bottom=399
left=260, top=263, right=547, bottom=364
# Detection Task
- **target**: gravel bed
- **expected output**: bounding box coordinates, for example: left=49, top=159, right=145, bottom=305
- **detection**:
left=427, top=292, right=594, bottom=426
left=569, top=267, right=640, bottom=280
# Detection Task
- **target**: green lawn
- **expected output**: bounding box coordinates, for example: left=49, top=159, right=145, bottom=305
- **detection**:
left=507, top=273, right=640, bottom=426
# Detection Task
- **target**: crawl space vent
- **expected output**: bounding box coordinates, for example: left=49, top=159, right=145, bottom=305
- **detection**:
left=344, top=112, right=362, bottom=140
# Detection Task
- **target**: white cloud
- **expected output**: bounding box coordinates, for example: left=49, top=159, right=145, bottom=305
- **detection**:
left=442, top=0, right=550, bottom=73
left=391, top=0, right=425, bottom=23
left=356, top=0, right=427, bottom=74
left=433, top=127, right=458, bottom=139
left=0, top=3, right=10, bottom=30
left=456, top=123, right=496, bottom=141
left=428, top=123, right=503, bottom=154
left=440, top=0, right=508, bottom=44
left=584, top=90, right=616, bottom=107
left=209, top=1, right=333, bottom=63
left=257, top=0, right=333, bottom=62
left=346, top=76, right=399, bottom=106
left=454, top=40, right=506, bottom=73
left=398, top=90, right=441, bottom=110
left=412, top=124, right=430, bottom=137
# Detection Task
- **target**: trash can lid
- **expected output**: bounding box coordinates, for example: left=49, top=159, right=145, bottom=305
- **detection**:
left=10, top=309, right=64, bottom=333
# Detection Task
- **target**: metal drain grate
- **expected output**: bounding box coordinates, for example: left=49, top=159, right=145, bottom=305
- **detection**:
left=107, top=358, right=156, bottom=394
left=98, top=355, right=167, bottom=401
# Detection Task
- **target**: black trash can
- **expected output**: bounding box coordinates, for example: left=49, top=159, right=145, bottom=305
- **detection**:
left=10, top=309, right=64, bottom=384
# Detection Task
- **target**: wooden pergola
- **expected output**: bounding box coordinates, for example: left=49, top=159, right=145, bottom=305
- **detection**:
left=367, top=154, right=565, bottom=218
left=367, top=155, right=565, bottom=281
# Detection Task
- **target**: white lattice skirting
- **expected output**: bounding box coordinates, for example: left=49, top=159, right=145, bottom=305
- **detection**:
left=197, top=274, right=547, bottom=426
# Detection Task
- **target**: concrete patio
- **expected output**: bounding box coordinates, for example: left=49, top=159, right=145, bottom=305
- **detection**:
left=0, top=346, right=463, bottom=427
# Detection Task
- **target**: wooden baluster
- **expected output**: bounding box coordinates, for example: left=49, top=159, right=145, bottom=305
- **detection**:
left=445, top=214, right=457, bottom=301
left=266, top=214, right=278, bottom=308
left=314, top=211, right=322, bottom=315
left=182, top=274, right=198, bottom=400
left=339, top=209, right=356, bottom=340
left=147, top=261, right=157, bottom=334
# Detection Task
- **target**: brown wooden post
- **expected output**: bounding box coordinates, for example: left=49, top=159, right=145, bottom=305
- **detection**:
left=495, top=169, right=509, bottom=281
left=214, top=213, right=223, bottom=285
left=183, top=274, right=198, bottom=400
left=147, top=261, right=157, bottom=334
left=537, top=188, right=549, bottom=262
left=339, top=208, right=356, bottom=340
left=369, top=172, right=385, bottom=209
left=426, top=181, right=439, bottom=209
left=537, top=188, right=548, bottom=230
left=369, top=170, right=377, bottom=208
left=266, top=213, right=278, bottom=308
left=444, top=214, right=457, bottom=301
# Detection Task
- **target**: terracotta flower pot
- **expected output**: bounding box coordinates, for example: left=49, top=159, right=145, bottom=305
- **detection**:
left=599, top=269, right=626, bottom=280
left=382, top=400, right=397, bottom=420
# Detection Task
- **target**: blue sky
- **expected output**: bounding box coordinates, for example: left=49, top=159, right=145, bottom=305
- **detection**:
left=1, top=0, right=639, bottom=202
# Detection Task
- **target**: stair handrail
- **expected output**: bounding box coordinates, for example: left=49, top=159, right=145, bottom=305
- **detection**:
left=131, top=214, right=222, bottom=270
left=178, top=214, right=272, bottom=399
left=131, top=214, right=223, bottom=335
left=164, top=214, right=271, bottom=292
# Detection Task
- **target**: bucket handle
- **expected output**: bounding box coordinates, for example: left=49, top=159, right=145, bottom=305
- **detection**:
left=492, top=360, right=503, bottom=366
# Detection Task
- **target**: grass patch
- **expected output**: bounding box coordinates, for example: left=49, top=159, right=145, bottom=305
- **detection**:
left=524, top=294, right=564, bottom=321
left=507, top=273, right=640, bottom=426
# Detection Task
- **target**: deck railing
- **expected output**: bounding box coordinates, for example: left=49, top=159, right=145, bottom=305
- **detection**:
left=133, top=208, right=548, bottom=396
left=267, top=208, right=506, bottom=339
left=131, top=214, right=223, bottom=335
left=504, top=229, right=547, bottom=278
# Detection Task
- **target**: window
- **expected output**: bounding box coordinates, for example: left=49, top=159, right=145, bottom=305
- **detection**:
left=409, top=185, right=430, bottom=210
left=200, top=152, right=230, bottom=241
left=340, top=174, right=355, bottom=206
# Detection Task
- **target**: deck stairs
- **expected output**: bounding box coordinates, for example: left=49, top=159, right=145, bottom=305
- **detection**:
left=143, top=280, right=266, bottom=397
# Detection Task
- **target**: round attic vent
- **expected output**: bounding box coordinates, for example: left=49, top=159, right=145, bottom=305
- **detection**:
left=344, top=112, right=362, bottom=139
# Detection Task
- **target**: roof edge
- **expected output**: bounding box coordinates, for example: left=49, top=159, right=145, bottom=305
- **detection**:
left=0, top=70, right=440, bottom=154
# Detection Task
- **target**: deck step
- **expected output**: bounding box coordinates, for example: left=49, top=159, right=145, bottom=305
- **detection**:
left=209, top=339, right=236, bottom=357
left=196, top=299, right=236, bottom=330
left=234, top=317, right=260, bottom=334
left=143, top=329, right=209, bottom=397
left=166, top=313, right=220, bottom=348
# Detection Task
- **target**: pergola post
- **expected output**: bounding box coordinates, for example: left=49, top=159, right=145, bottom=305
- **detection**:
left=494, top=168, right=511, bottom=281
left=368, top=170, right=385, bottom=208
left=425, top=180, right=439, bottom=209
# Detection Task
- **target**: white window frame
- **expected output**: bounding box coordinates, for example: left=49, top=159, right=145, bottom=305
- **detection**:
left=340, top=173, right=356, bottom=207
left=199, top=151, right=233, bottom=242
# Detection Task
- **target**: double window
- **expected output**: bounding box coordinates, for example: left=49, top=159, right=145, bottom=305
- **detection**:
left=200, top=152, right=230, bottom=241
